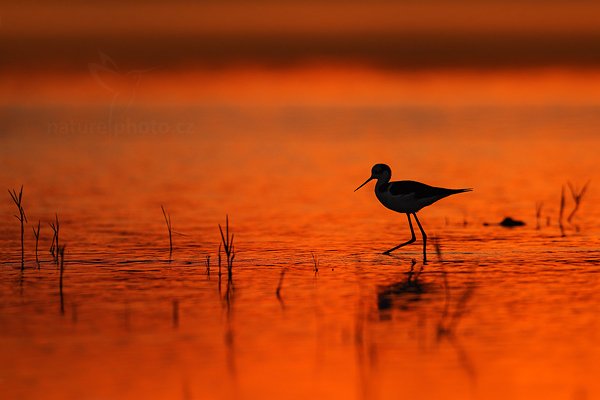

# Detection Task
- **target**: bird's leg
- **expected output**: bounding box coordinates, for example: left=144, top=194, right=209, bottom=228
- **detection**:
left=383, top=213, right=416, bottom=255
left=412, top=213, right=427, bottom=263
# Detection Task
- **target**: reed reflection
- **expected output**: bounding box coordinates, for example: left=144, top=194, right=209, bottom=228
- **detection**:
left=223, top=278, right=237, bottom=381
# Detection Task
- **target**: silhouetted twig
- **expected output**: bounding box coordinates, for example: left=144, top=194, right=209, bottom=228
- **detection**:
left=535, top=201, right=543, bottom=230
left=8, top=186, right=27, bottom=270
left=567, top=181, right=590, bottom=224
left=160, top=205, right=173, bottom=258
left=276, top=267, right=287, bottom=298
left=218, top=243, right=222, bottom=293
left=311, top=252, right=319, bottom=276
left=49, top=214, right=60, bottom=264
left=50, top=231, right=56, bottom=260
left=218, top=215, right=235, bottom=282
left=558, top=186, right=566, bottom=237
left=205, top=255, right=210, bottom=277
left=32, top=220, right=41, bottom=268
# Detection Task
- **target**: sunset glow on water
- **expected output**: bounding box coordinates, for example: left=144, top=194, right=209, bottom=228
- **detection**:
left=2, top=2, right=600, bottom=399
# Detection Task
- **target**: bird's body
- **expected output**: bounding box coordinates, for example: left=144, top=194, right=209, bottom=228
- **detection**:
left=355, top=163, right=472, bottom=261
left=375, top=180, right=471, bottom=214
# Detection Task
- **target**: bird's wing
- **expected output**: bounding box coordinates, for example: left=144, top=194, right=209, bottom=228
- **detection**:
left=384, top=181, right=466, bottom=199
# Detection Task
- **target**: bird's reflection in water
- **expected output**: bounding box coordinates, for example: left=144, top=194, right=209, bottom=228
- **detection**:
left=375, top=261, right=478, bottom=388
left=377, top=259, right=428, bottom=314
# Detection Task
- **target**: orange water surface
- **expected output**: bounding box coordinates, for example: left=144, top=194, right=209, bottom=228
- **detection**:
left=1, top=68, right=599, bottom=399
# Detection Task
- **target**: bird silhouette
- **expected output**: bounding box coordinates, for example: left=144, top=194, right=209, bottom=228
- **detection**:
left=355, top=163, right=472, bottom=261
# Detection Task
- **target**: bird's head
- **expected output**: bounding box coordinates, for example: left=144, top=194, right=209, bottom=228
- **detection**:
left=354, top=163, right=391, bottom=192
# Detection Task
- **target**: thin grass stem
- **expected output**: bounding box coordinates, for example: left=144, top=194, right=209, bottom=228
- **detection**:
left=32, top=220, right=41, bottom=267
left=161, top=205, right=173, bottom=258
left=559, top=186, right=566, bottom=237
left=567, top=180, right=590, bottom=224
left=276, top=267, right=287, bottom=298
left=8, top=185, right=27, bottom=270
left=311, top=252, right=319, bottom=276
left=49, top=214, right=60, bottom=264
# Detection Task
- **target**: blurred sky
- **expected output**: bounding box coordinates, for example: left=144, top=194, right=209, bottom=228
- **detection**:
left=2, top=1, right=600, bottom=70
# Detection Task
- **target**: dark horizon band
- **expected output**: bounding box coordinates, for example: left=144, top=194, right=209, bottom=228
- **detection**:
left=4, top=32, right=600, bottom=71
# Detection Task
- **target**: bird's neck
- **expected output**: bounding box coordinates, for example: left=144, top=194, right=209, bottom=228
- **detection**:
left=374, top=176, right=390, bottom=189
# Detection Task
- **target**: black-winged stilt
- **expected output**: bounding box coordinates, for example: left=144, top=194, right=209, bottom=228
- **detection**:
left=355, top=163, right=472, bottom=261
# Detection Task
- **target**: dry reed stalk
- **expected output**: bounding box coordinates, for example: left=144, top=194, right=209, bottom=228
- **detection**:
left=535, top=201, right=543, bottom=230
left=311, top=252, right=319, bottom=276
left=218, top=243, right=222, bottom=292
left=559, top=186, right=566, bottom=237
left=567, top=181, right=590, bottom=224
left=8, top=186, right=27, bottom=270
left=276, top=267, right=287, bottom=298
left=218, top=215, right=235, bottom=282
left=32, top=220, right=41, bottom=268
left=49, top=214, right=60, bottom=263
left=161, top=205, right=173, bottom=258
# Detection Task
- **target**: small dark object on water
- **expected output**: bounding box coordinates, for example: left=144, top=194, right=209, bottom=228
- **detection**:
left=483, top=217, right=526, bottom=227
left=500, top=217, right=525, bottom=227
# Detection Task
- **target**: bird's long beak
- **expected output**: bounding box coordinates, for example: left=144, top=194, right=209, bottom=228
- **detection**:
left=354, top=176, right=374, bottom=192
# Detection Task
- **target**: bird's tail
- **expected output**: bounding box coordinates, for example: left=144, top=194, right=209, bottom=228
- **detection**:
left=454, top=188, right=473, bottom=194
